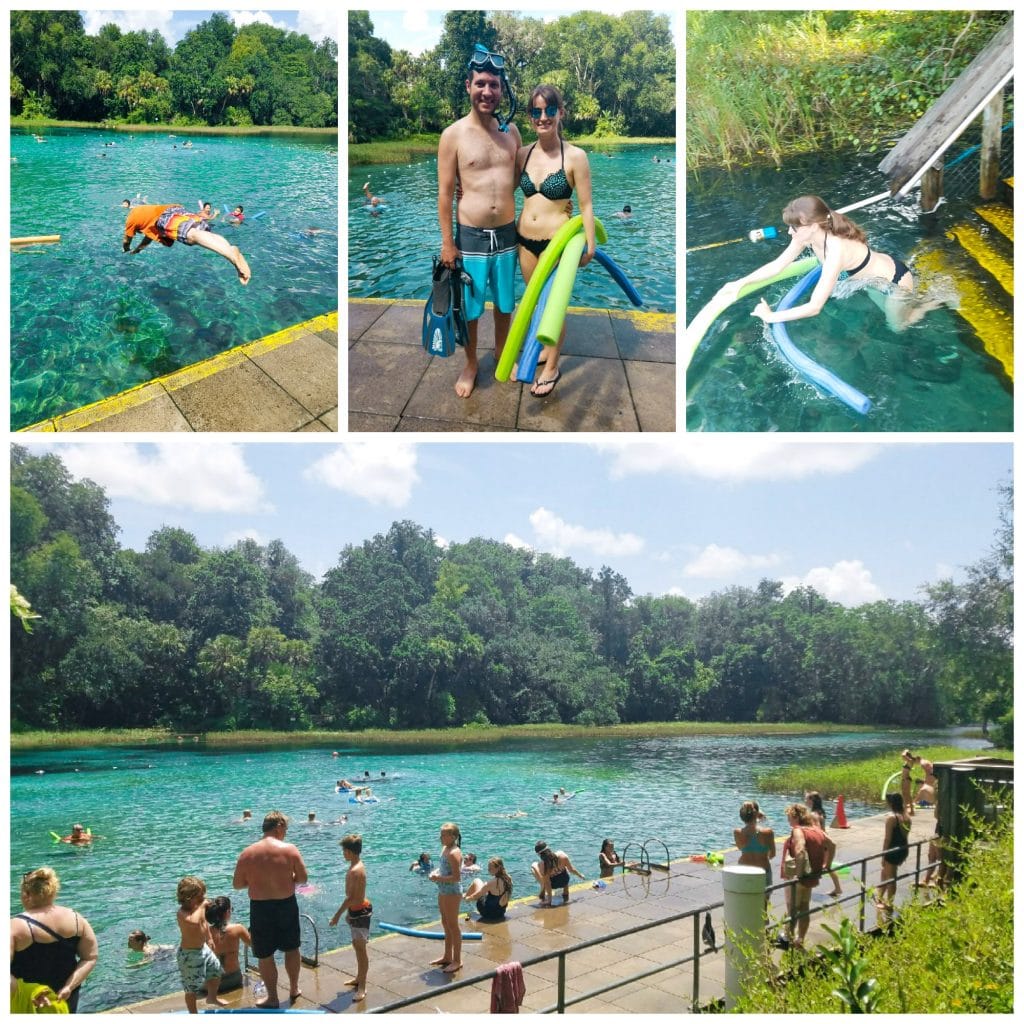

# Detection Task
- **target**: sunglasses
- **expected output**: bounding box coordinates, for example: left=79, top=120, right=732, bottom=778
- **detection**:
left=468, top=44, right=505, bottom=71
left=529, top=104, right=559, bottom=120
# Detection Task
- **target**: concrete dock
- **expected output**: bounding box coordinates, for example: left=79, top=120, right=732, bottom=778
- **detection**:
left=348, top=300, right=676, bottom=432
left=110, top=811, right=935, bottom=1014
left=20, top=312, right=338, bottom=433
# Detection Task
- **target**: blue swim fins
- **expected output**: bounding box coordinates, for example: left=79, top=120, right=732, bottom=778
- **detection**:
left=422, top=258, right=470, bottom=357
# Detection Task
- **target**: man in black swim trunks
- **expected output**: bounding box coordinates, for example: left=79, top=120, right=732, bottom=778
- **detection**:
left=232, top=811, right=308, bottom=1008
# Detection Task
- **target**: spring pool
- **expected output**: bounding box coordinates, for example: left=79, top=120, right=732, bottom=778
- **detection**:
left=686, top=153, right=1013, bottom=431
left=349, top=143, right=676, bottom=312
left=10, top=128, right=338, bottom=429
left=10, top=729, right=977, bottom=1011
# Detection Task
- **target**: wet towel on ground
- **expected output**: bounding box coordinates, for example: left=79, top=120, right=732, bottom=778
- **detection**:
left=490, top=961, right=526, bottom=1013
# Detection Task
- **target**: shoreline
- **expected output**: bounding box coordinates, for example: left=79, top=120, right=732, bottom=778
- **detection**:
left=12, top=119, right=337, bottom=138
left=12, top=721, right=900, bottom=752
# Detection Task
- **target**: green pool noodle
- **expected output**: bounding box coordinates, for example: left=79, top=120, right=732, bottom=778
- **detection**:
left=536, top=232, right=588, bottom=346
left=496, top=215, right=584, bottom=382
left=50, top=831, right=62, bottom=842
left=684, top=255, right=820, bottom=369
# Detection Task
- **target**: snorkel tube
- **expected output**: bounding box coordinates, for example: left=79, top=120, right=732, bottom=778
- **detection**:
left=467, top=43, right=516, bottom=133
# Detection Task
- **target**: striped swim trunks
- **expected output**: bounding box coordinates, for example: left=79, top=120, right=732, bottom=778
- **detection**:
left=156, top=206, right=210, bottom=243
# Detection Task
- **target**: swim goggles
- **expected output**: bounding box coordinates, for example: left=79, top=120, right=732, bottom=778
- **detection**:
left=529, top=104, right=559, bottom=120
left=467, top=43, right=505, bottom=73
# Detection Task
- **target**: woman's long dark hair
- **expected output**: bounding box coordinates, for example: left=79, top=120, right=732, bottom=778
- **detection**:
left=529, top=84, right=565, bottom=138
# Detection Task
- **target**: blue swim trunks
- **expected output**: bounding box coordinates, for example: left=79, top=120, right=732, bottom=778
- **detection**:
left=456, top=221, right=517, bottom=322
left=177, top=944, right=222, bottom=993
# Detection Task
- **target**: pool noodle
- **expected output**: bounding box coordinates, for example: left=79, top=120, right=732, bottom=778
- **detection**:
left=250, top=211, right=267, bottom=220
left=684, top=255, right=819, bottom=369
left=593, top=248, right=643, bottom=306
left=11, top=235, right=61, bottom=245
left=518, top=274, right=556, bottom=383
left=770, top=267, right=872, bottom=415
left=379, top=922, right=483, bottom=940
left=536, top=232, right=588, bottom=346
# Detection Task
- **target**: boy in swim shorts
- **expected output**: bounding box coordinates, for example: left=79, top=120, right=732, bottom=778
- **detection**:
left=329, top=834, right=371, bottom=1002
left=175, top=876, right=227, bottom=1013
left=122, top=203, right=251, bottom=285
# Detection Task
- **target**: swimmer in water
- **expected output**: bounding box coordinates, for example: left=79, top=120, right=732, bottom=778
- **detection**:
left=613, top=204, right=633, bottom=220
left=198, top=200, right=219, bottom=221
left=60, top=823, right=96, bottom=845
left=127, top=929, right=174, bottom=967
left=410, top=852, right=433, bottom=873
left=362, top=181, right=382, bottom=207
left=228, top=205, right=245, bottom=224
left=122, top=203, right=251, bottom=285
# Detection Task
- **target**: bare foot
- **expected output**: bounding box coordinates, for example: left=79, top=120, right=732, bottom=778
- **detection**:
left=455, top=362, right=477, bottom=398
left=430, top=955, right=449, bottom=966
left=828, top=890, right=842, bottom=897
left=344, top=979, right=359, bottom=988
left=289, top=990, right=302, bottom=1002
left=206, top=996, right=229, bottom=1007
left=231, top=246, right=251, bottom=286
left=442, top=963, right=462, bottom=974
left=353, top=990, right=366, bottom=1002
left=256, top=998, right=280, bottom=1009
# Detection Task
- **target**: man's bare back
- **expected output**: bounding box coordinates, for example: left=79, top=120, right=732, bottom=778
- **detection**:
left=233, top=836, right=307, bottom=900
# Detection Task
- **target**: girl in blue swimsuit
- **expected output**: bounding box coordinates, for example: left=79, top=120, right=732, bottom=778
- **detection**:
left=734, top=800, right=776, bottom=892
left=514, top=84, right=597, bottom=396
left=429, top=822, right=464, bottom=973
left=720, top=195, right=947, bottom=331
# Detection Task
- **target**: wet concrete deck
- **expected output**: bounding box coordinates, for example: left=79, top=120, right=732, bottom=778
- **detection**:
left=110, top=810, right=936, bottom=1014
left=20, top=312, right=338, bottom=433
left=348, top=300, right=676, bottom=432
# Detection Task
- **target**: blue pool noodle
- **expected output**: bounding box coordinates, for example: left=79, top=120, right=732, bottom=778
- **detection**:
left=379, top=922, right=483, bottom=940
left=770, top=267, right=872, bottom=415
left=251, top=210, right=267, bottom=220
left=594, top=248, right=643, bottom=306
left=518, top=274, right=556, bottom=383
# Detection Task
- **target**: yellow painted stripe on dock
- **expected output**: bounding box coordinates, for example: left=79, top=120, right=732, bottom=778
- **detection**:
left=947, top=223, right=1013, bottom=295
left=975, top=204, right=1014, bottom=243
left=19, top=311, right=338, bottom=432
left=913, top=247, right=1013, bottom=380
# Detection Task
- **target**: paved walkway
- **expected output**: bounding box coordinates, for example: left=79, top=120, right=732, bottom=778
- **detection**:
left=348, top=300, right=676, bottom=432
left=21, top=313, right=338, bottom=432
left=110, top=810, right=936, bottom=1014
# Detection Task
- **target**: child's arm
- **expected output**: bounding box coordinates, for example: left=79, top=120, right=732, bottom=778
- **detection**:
left=329, top=873, right=355, bottom=927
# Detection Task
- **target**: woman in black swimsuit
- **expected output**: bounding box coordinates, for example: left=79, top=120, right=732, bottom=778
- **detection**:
left=10, top=867, right=99, bottom=1011
left=514, top=84, right=596, bottom=396
left=720, top=195, right=946, bottom=331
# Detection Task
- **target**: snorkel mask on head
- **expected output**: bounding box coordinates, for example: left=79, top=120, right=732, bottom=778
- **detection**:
left=467, top=42, right=517, bottom=133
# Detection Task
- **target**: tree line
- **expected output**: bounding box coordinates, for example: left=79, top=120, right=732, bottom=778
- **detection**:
left=349, top=10, right=675, bottom=143
left=10, top=11, right=338, bottom=128
left=10, top=446, right=1012, bottom=746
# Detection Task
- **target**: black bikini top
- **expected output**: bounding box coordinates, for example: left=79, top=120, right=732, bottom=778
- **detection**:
left=520, top=141, right=573, bottom=201
left=824, top=233, right=871, bottom=276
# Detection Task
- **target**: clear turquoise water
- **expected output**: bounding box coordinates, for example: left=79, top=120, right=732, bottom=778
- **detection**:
left=349, top=143, right=676, bottom=312
left=10, top=730, right=980, bottom=1011
left=686, top=153, right=1013, bottom=431
left=10, top=128, right=338, bottom=429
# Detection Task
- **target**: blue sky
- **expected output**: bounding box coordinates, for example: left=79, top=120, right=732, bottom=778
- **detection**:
left=37, top=440, right=1011, bottom=607
left=365, top=7, right=680, bottom=57
left=77, top=9, right=337, bottom=45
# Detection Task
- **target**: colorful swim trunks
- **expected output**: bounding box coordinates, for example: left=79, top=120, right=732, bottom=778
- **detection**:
left=156, top=205, right=211, bottom=244
left=177, top=944, right=222, bottom=993
left=456, top=221, right=517, bottom=322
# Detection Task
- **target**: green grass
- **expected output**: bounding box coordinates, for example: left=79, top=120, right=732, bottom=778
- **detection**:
left=11, top=720, right=871, bottom=752
left=735, top=813, right=1013, bottom=1012
left=350, top=134, right=675, bottom=165
left=756, top=746, right=1014, bottom=805
left=12, top=117, right=337, bottom=138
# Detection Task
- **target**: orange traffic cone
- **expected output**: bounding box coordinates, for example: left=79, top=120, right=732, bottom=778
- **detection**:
left=831, top=794, right=849, bottom=829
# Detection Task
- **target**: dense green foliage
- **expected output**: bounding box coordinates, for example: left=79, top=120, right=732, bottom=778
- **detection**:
left=687, top=10, right=1011, bottom=168
left=735, top=813, right=1013, bottom=1012
left=10, top=11, right=337, bottom=127
left=348, top=10, right=675, bottom=143
left=756, top=746, right=1013, bottom=804
left=10, top=446, right=1012, bottom=736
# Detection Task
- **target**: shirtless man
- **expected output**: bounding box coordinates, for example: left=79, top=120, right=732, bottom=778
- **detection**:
left=122, top=202, right=251, bottom=285
left=437, top=47, right=522, bottom=397
left=232, top=811, right=308, bottom=1008
left=901, top=749, right=937, bottom=812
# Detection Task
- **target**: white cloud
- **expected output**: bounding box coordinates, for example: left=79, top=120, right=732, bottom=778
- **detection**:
left=293, top=10, right=338, bottom=42
left=304, top=443, right=419, bottom=507
left=683, top=544, right=782, bottom=578
left=528, top=507, right=645, bottom=559
left=59, top=443, right=270, bottom=513
left=230, top=10, right=290, bottom=33
left=504, top=533, right=533, bottom=552
left=225, top=528, right=266, bottom=547
left=781, top=560, right=884, bottom=606
left=81, top=10, right=175, bottom=42
left=434, top=534, right=450, bottom=549
left=595, top=440, right=882, bottom=483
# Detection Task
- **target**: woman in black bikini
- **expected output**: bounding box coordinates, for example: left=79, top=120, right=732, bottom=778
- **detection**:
left=720, top=195, right=946, bottom=331
left=514, top=84, right=596, bottom=396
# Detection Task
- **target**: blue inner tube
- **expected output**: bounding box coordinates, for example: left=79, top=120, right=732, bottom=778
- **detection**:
left=770, top=267, right=872, bottom=415
left=379, top=922, right=483, bottom=940
left=593, top=248, right=643, bottom=307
